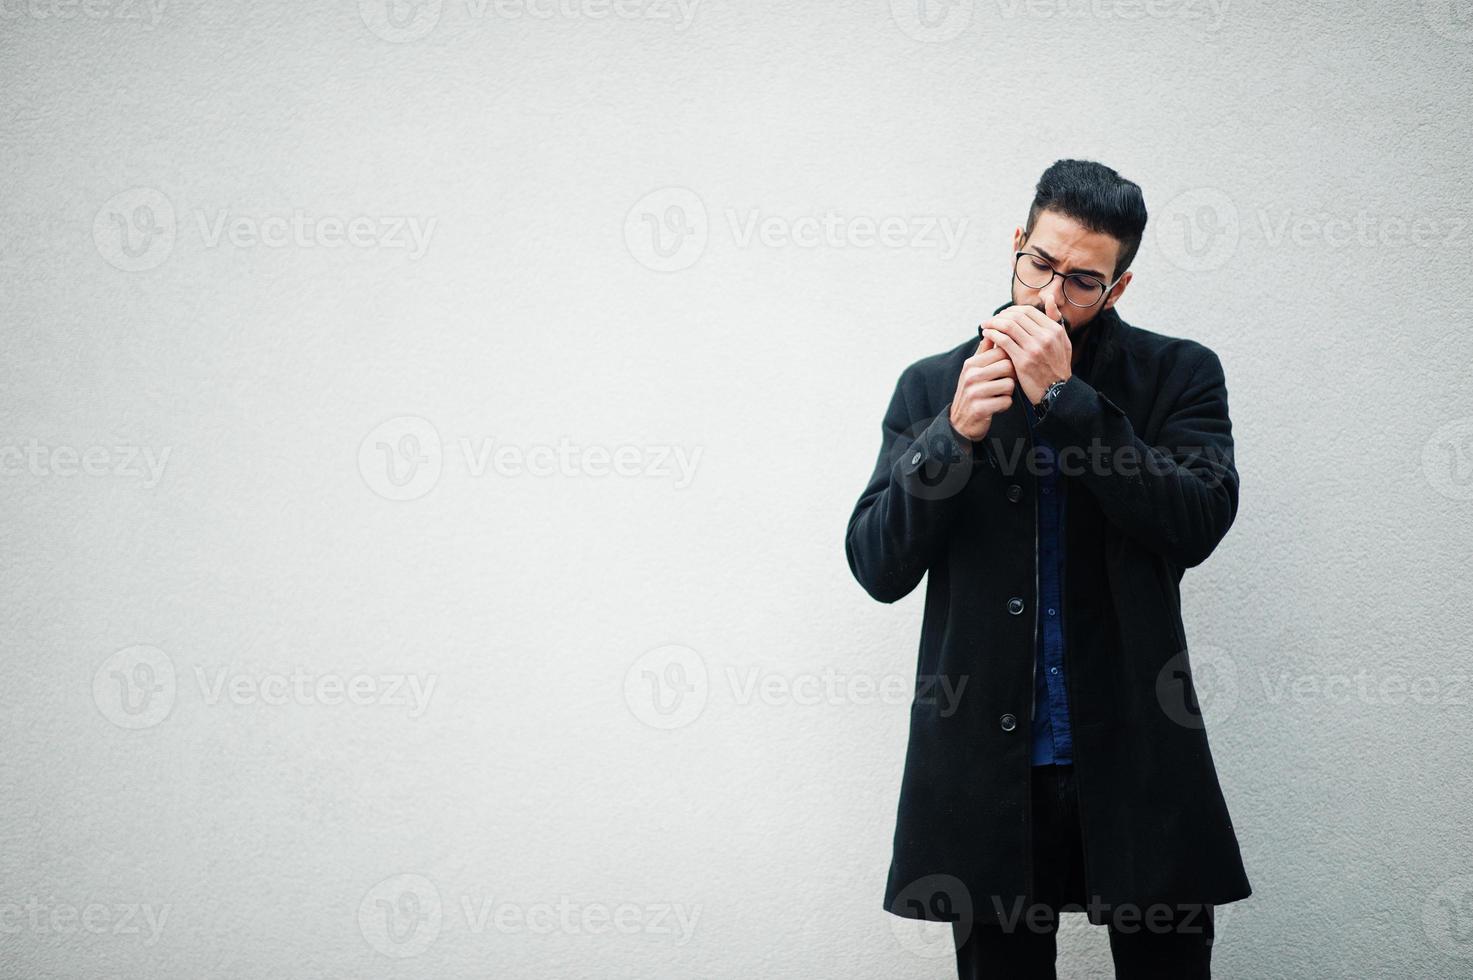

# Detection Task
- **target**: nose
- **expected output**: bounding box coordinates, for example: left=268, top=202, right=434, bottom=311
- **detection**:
left=1038, top=277, right=1065, bottom=309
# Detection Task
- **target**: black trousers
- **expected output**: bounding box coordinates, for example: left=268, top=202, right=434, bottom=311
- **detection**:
left=952, top=763, right=1215, bottom=980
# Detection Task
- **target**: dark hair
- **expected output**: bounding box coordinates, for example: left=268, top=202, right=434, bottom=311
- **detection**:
left=1024, top=159, right=1147, bottom=280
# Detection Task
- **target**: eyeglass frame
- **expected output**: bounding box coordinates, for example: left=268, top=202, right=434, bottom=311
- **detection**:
left=1013, top=250, right=1123, bottom=308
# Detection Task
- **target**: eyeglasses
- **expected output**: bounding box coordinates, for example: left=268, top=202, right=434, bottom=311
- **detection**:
left=1013, top=251, right=1122, bottom=308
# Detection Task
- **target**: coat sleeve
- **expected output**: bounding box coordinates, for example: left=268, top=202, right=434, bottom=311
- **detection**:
left=845, top=366, right=977, bottom=603
left=1035, top=345, right=1239, bottom=569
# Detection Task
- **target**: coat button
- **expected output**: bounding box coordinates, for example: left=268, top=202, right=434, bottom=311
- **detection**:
left=910, top=451, right=922, bottom=465
left=1000, top=713, right=1016, bottom=731
left=1007, top=597, right=1025, bottom=615
left=1006, top=484, right=1022, bottom=502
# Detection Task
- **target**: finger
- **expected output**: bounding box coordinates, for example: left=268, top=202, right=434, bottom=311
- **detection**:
left=978, top=395, right=1014, bottom=417
left=977, top=354, right=1016, bottom=378
left=983, top=325, right=1025, bottom=360
left=998, top=309, right=1050, bottom=351
left=1042, top=291, right=1064, bottom=327
left=986, top=318, right=1038, bottom=356
left=1009, top=304, right=1059, bottom=336
left=976, top=323, right=997, bottom=354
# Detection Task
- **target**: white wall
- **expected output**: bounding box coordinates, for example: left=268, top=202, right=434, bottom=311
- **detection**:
left=2, top=1, right=1471, bottom=977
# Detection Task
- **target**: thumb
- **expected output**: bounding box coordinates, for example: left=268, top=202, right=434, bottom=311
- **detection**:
left=1042, top=291, right=1063, bottom=326
left=976, top=323, right=994, bottom=353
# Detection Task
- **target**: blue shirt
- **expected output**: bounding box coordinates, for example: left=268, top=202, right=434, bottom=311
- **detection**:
left=1023, top=402, right=1073, bottom=766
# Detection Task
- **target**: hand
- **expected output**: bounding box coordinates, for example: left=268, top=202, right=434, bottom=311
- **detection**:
left=948, top=332, right=1018, bottom=441
left=980, top=292, right=1073, bottom=407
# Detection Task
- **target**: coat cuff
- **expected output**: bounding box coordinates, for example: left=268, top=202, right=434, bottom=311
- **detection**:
left=894, top=408, right=975, bottom=495
left=1034, top=374, right=1127, bottom=448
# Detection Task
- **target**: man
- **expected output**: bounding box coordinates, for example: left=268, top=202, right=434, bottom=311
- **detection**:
left=845, top=159, right=1250, bottom=978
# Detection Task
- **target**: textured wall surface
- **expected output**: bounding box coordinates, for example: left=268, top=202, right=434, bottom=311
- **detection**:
left=2, top=1, right=1471, bottom=977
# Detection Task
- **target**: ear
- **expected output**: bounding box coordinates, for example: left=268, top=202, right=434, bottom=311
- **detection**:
left=1012, top=226, right=1025, bottom=255
left=1102, top=270, right=1132, bottom=311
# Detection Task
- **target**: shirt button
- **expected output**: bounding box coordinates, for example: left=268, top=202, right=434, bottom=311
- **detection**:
left=1050, top=666, right=1059, bottom=674
left=1006, top=484, right=1022, bottom=503
left=1047, top=608, right=1056, bottom=617
left=999, top=713, right=1016, bottom=732
left=1042, top=486, right=1052, bottom=495
left=1007, top=597, right=1025, bottom=615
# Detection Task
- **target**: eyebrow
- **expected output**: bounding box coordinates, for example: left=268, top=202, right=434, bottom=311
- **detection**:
left=1032, top=246, right=1107, bottom=282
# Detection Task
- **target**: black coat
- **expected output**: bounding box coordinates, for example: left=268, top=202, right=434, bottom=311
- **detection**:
left=845, top=303, right=1252, bottom=926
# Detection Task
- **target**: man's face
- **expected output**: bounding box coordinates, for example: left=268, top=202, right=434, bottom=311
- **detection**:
left=1009, top=208, right=1131, bottom=337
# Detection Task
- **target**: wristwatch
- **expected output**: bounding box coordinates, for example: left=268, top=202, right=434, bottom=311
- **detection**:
left=1033, top=379, right=1068, bottom=420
